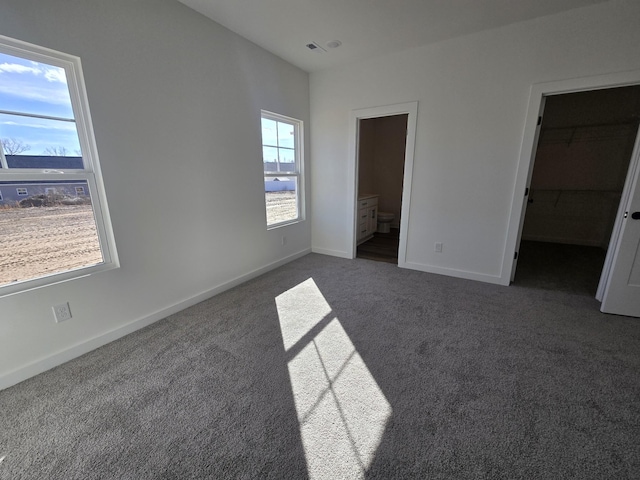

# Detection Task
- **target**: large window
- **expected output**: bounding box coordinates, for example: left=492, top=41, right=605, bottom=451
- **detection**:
left=261, top=111, right=303, bottom=227
left=0, top=35, right=117, bottom=295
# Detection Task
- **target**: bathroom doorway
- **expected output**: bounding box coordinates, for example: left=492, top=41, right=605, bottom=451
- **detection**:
left=348, top=101, right=418, bottom=264
left=355, top=114, right=408, bottom=264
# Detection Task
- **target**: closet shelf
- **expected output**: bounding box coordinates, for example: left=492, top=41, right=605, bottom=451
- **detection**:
left=540, top=120, right=639, bottom=146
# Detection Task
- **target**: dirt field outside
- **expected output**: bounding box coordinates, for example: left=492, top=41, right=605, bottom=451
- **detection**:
left=1, top=193, right=298, bottom=286
left=0, top=204, right=103, bottom=286
left=265, top=191, right=297, bottom=225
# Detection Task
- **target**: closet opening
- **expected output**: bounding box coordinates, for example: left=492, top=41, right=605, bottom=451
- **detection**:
left=514, top=85, right=640, bottom=295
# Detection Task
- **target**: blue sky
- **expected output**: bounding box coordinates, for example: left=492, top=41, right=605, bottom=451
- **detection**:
left=261, top=117, right=295, bottom=167
left=0, top=52, right=81, bottom=156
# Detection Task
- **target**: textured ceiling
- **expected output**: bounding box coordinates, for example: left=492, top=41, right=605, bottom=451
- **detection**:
left=178, top=0, right=609, bottom=72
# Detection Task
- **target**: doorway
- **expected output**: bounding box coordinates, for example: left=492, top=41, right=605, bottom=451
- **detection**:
left=348, top=102, right=418, bottom=265
left=513, top=85, right=640, bottom=295
left=356, top=114, right=408, bottom=264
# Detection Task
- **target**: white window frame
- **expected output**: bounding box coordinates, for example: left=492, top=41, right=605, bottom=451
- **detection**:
left=0, top=34, right=119, bottom=296
left=261, top=110, right=304, bottom=228
left=16, top=187, right=28, bottom=196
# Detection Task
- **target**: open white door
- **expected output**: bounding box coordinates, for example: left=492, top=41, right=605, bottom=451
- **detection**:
left=510, top=98, right=546, bottom=282
left=601, top=128, right=640, bottom=317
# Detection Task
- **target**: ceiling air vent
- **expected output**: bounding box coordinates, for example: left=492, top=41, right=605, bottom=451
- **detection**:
left=306, top=42, right=326, bottom=53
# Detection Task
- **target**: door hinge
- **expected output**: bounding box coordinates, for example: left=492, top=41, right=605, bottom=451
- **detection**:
left=525, top=187, right=529, bottom=196
left=537, top=116, right=542, bottom=126
left=514, top=251, right=518, bottom=260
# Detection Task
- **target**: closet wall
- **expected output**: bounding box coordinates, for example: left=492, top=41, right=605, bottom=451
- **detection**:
left=522, top=87, right=640, bottom=248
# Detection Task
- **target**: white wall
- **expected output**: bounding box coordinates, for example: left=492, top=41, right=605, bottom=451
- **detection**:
left=310, top=0, right=640, bottom=284
left=0, top=0, right=310, bottom=388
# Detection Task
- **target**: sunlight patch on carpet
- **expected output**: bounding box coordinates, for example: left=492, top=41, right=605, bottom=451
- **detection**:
left=276, top=278, right=391, bottom=479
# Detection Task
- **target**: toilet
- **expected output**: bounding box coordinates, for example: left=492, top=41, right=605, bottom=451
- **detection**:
left=376, top=212, right=395, bottom=233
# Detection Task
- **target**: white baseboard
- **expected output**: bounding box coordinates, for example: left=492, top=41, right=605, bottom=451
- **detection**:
left=399, top=260, right=507, bottom=286
left=311, top=246, right=352, bottom=259
left=0, top=248, right=311, bottom=391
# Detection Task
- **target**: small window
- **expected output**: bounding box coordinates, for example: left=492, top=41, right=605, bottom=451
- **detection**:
left=0, top=34, right=118, bottom=295
left=0, top=190, right=3, bottom=201
left=261, top=111, right=303, bottom=227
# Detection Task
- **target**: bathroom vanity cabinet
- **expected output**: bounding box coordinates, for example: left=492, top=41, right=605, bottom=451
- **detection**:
left=357, top=194, right=378, bottom=244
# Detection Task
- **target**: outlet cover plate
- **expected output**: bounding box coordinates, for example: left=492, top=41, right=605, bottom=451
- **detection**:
left=53, top=303, right=72, bottom=322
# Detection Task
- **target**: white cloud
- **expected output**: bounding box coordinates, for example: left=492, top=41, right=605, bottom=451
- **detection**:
left=0, top=77, right=70, bottom=105
left=43, top=67, right=67, bottom=84
left=0, top=61, right=67, bottom=84
left=1, top=120, right=76, bottom=131
left=0, top=83, right=71, bottom=106
left=0, top=62, right=40, bottom=75
left=0, top=56, right=71, bottom=111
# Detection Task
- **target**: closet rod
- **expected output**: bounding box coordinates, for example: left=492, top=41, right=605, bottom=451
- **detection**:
left=542, top=118, right=639, bottom=131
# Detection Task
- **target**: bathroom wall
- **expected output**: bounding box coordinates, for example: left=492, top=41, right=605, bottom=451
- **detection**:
left=357, top=119, right=376, bottom=195
left=357, top=115, right=408, bottom=227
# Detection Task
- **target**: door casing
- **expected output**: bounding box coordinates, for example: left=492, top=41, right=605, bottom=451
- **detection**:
left=503, top=70, right=640, bottom=286
left=348, top=102, right=418, bottom=265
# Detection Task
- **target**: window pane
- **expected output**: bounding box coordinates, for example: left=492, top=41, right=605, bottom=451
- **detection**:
left=0, top=112, right=82, bottom=160
left=0, top=180, right=103, bottom=287
left=263, top=145, right=279, bottom=173
left=278, top=147, right=295, bottom=172
left=261, top=111, right=302, bottom=228
left=0, top=52, right=74, bottom=119
left=0, top=35, right=119, bottom=294
left=261, top=118, right=278, bottom=147
left=265, top=176, right=298, bottom=226
left=277, top=121, right=295, bottom=149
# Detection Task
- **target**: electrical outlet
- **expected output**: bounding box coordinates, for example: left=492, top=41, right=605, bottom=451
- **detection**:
left=53, top=302, right=72, bottom=322
left=435, top=242, right=443, bottom=253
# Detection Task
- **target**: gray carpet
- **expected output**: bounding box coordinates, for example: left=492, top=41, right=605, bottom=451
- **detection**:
left=1, top=253, right=639, bottom=479
left=514, top=240, right=607, bottom=297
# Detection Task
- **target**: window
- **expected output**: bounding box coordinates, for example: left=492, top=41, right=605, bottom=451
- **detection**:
left=0, top=34, right=118, bottom=295
left=261, top=111, right=303, bottom=227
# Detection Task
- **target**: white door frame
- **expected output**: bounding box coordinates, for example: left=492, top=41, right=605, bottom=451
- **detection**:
left=502, top=70, right=640, bottom=286
left=348, top=102, right=418, bottom=264
left=598, top=124, right=640, bottom=303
